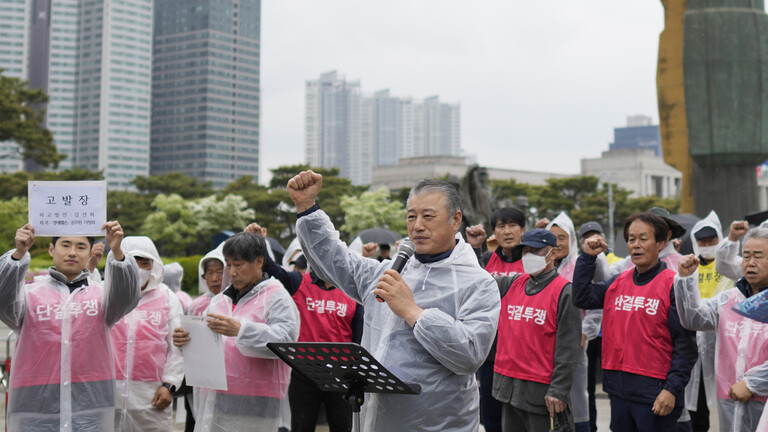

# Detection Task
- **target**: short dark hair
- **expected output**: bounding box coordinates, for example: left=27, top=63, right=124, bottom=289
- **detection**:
left=623, top=213, right=669, bottom=243
left=223, top=232, right=267, bottom=263
left=379, top=244, right=390, bottom=252
left=51, top=236, right=95, bottom=248
left=491, top=207, right=526, bottom=231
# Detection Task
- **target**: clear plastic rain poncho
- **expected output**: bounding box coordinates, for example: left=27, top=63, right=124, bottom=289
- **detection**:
left=684, top=211, right=730, bottom=412
left=296, top=209, right=500, bottom=431
left=0, top=247, right=140, bottom=432
left=164, top=262, right=192, bottom=313
left=112, top=236, right=184, bottom=432
left=189, top=245, right=228, bottom=317
left=192, top=277, right=299, bottom=432
left=282, top=237, right=303, bottom=271
left=716, top=220, right=768, bottom=281
left=547, top=212, right=591, bottom=423
left=674, top=274, right=768, bottom=432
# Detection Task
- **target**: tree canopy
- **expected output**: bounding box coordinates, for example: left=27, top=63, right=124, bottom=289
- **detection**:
left=0, top=71, right=65, bottom=168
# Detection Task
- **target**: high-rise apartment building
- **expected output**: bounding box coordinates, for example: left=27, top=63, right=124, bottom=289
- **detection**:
left=0, top=0, right=32, bottom=172
left=151, top=0, right=261, bottom=189
left=3, top=0, right=156, bottom=188
left=305, top=71, right=461, bottom=185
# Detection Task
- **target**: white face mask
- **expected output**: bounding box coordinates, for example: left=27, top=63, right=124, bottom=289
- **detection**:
left=522, top=249, right=552, bottom=276
left=698, top=245, right=717, bottom=260
left=138, top=268, right=152, bottom=287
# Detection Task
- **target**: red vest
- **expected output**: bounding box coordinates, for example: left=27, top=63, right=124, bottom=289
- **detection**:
left=602, top=268, right=675, bottom=380
left=485, top=252, right=525, bottom=277
left=293, top=272, right=356, bottom=343
left=494, top=273, right=568, bottom=384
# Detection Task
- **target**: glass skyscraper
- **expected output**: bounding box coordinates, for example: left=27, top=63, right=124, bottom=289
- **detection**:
left=151, top=0, right=261, bottom=189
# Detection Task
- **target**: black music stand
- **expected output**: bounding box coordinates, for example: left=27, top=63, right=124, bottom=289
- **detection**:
left=268, top=342, right=421, bottom=432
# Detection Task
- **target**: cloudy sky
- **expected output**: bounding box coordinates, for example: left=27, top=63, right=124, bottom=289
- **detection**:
left=259, top=1, right=667, bottom=184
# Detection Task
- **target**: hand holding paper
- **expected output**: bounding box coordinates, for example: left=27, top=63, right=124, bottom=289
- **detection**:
left=178, top=315, right=227, bottom=391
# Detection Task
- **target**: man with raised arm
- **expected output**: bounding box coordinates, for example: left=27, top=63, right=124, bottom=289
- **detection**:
left=288, top=170, right=500, bottom=431
left=0, top=222, right=140, bottom=431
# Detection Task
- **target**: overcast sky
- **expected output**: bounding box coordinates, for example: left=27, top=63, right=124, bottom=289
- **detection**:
left=259, top=1, right=668, bottom=184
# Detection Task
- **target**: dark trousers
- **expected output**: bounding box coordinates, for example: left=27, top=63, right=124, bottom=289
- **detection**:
left=478, top=359, right=503, bottom=432
left=586, top=337, right=601, bottom=432
left=609, top=395, right=682, bottom=432
left=689, top=377, right=710, bottom=432
left=289, top=370, right=352, bottom=432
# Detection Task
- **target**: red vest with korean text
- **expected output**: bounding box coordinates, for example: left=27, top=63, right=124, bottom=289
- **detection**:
left=13, top=281, right=113, bottom=388
left=485, top=253, right=525, bottom=277
left=494, top=273, right=568, bottom=384
left=292, top=272, right=356, bottom=343
left=208, top=282, right=290, bottom=399
left=111, top=287, right=171, bottom=382
left=602, top=268, right=675, bottom=380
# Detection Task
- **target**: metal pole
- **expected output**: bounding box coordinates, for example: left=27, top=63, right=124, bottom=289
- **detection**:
left=608, top=182, right=615, bottom=250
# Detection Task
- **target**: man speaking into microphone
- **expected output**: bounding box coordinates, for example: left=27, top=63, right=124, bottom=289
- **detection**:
left=288, top=171, right=500, bottom=431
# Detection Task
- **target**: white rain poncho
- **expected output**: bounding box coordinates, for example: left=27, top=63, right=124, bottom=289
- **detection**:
left=192, top=277, right=299, bottom=432
left=674, top=274, right=768, bottom=432
left=189, top=245, right=228, bottom=316
left=0, top=247, right=140, bottom=432
left=684, top=211, right=730, bottom=412
left=716, top=220, right=768, bottom=281
left=113, top=236, right=184, bottom=432
left=547, top=212, right=591, bottom=424
left=282, top=237, right=303, bottom=271
left=164, top=262, right=192, bottom=313
left=296, top=209, right=500, bottom=431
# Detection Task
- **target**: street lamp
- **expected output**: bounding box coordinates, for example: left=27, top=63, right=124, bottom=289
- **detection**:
left=598, top=172, right=621, bottom=250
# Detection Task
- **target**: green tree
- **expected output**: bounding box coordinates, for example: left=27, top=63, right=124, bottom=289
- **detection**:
left=221, top=176, right=294, bottom=245
left=0, top=197, right=29, bottom=252
left=141, top=194, right=198, bottom=256
left=107, top=190, right=154, bottom=236
left=131, top=173, right=214, bottom=199
left=340, top=188, right=407, bottom=237
left=269, top=164, right=367, bottom=238
left=194, top=194, right=255, bottom=235
left=0, top=71, right=65, bottom=168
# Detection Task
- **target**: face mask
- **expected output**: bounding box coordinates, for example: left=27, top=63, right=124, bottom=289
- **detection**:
left=138, top=268, right=151, bottom=287
left=699, top=245, right=717, bottom=260
left=522, top=249, right=552, bottom=276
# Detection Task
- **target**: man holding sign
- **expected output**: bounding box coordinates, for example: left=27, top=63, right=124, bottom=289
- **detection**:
left=0, top=221, right=140, bottom=431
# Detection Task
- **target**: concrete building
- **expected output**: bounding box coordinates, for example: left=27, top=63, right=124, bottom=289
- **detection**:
left=305, top=71, right=461, bottom=185
left=21, top=0, right=154, bottom=188
left=371, top=155, right=570, bottom=191
left=581, top=148, right=682, bottom=199
left=0, top=0, right=32, bottom=172
left=610, top=115, right=662, bottom=157
left=151, top=0, right=261, bottom=189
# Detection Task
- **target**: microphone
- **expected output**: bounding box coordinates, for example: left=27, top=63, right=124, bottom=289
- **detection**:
left=377, top=239, right=415, bottom=302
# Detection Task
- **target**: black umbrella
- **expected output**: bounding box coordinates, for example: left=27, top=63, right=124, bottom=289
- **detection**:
left=355, top=228, right=404, bottom=245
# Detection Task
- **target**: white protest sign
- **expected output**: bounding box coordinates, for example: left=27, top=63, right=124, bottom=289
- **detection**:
left=28, top=181, right=107, bottom=236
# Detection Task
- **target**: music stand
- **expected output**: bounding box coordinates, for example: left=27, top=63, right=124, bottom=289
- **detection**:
left=268, top=342, right=421, bottom=432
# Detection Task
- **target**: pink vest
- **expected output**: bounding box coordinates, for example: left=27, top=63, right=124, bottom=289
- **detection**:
left=208, top=282, right=291, bottom=399
left=175, top=290, right=193, bottom=313
left=717, top=289, right=768, bottom=402
left=13, top=281, right=113, bottom=388
left=111, top=287, right=171, bottom=382
left=485, top=253, right=525, bottom=277
left=188, top=293, right=213, bottom=317
left=602, top=268, right=675, bottom=380
left=495, top=274, right=568, bottom=384
left=293, top=272, right=356, bottom=343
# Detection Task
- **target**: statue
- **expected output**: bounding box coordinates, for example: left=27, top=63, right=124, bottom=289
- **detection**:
left=460, top=164, right=496, bottom=230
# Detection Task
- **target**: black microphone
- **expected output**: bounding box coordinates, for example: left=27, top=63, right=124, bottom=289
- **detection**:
left=377, top=239, right=415, bottom=302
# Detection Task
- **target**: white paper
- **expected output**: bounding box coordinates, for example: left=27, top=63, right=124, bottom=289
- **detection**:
left=28, top=180, right=107, bottom=236
left=180, top=315, right=228, bottom=391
